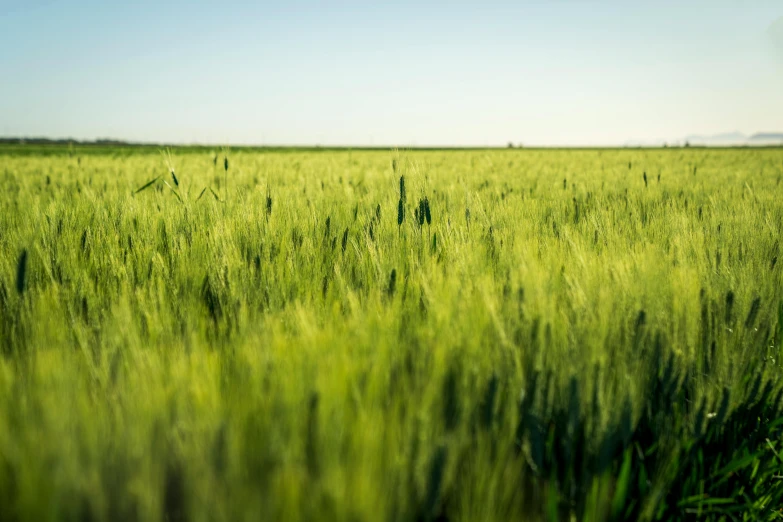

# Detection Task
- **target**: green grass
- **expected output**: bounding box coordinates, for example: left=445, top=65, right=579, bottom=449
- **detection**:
left=1, top=145, right=782, bottom=521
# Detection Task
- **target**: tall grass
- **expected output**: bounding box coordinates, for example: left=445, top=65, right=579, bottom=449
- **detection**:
left=0, top=146, right=782, bottom=521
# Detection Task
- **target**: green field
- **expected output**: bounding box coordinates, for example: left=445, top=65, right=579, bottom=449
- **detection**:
left=1, top=146, right=783, bottom=521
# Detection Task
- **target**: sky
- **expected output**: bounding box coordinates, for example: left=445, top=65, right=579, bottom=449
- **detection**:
left=1, top=0, right=782, bottom=146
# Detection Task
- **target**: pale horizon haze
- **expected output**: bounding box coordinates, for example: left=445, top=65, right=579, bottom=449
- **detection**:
left=1, top=0, right=782, bottom=146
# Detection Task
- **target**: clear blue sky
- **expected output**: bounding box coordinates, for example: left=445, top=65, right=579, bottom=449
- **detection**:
left=1, top=1, right=782, bottom=146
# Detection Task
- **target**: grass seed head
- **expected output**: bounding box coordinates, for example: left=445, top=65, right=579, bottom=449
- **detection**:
left=745, top=297, right=761, bottom=329
left=16, top=249, right=28, bottom=295
left=635, top=310, right=646, bottom=331
left=388, top=269, right=397, bottom=296
left=306, top=393, right=320, bottom=477
left=725, top=291, right=735, bottom=325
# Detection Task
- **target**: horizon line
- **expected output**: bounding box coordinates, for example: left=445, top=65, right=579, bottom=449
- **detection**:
left=3, top=136, right=783, bottom=151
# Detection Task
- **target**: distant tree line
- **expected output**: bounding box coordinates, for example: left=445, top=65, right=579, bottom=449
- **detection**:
left=0, top=137, right=132, bottom=146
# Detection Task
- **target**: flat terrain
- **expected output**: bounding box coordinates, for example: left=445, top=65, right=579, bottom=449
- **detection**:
left=1, top=146, right=782, bottom=521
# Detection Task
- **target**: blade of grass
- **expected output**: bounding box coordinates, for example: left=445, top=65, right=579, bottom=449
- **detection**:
left=134, top=175, right=161, bottom=194
left=162, top=180, right=183, bottom=203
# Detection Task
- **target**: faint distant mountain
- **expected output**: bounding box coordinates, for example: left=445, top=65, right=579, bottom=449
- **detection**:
left=683, top=132, right=748, bottom=146
left=749, top=133, right=783, bottom=144
left=679, top=132, right=783, bottom=146
left=623, top=132, right=783, bottom=148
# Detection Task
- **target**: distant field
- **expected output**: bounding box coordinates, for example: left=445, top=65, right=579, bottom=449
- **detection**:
left=1, top=146, right=782, bottom=521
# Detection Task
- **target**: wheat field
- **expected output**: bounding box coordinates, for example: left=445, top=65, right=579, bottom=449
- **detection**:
left=1, top=145, right=782, bottom=521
